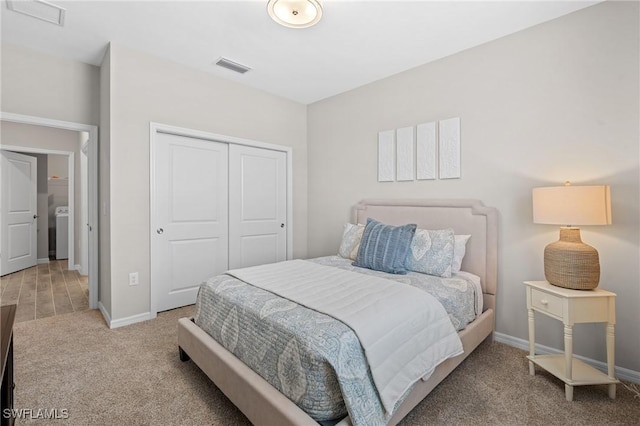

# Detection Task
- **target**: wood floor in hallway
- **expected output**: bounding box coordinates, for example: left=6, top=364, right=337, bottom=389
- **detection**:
left=0, top=260, right=89, bottom=323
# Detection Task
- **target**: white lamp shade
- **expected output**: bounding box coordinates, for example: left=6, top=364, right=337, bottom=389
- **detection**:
left=267, top=0, right=322, bottom=28
left=532, top=185, right=611, bottom=226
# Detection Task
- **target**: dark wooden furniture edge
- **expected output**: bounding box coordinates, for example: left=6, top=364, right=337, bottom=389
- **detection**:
left=1, top=304, right=17, bottom=426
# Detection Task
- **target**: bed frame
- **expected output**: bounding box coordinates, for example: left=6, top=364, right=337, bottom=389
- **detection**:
left=178, top=199, right=498, bottom=425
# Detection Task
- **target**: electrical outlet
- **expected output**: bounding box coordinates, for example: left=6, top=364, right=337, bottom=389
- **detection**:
left=129, top=272, right=139, bottom=286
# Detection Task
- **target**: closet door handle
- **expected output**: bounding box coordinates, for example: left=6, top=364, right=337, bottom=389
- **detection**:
left=280, top=223, right=285, bottom=228
left=33, top=214, right=38, bottom=219
left=157, top=228, right=164, bottom=235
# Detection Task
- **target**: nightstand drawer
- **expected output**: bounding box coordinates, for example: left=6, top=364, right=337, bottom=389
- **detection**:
left=530, top=288, right=563, bottom=318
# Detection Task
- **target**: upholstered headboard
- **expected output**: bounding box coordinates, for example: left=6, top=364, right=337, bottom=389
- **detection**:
left=353, top=199, right=498, bottom=313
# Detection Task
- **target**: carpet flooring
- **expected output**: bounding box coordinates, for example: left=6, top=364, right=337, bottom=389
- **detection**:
left=10, top=306, right=640, bottom=425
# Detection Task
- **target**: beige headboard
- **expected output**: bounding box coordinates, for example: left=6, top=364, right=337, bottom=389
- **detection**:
left=353, top=199, right=498, bottom=313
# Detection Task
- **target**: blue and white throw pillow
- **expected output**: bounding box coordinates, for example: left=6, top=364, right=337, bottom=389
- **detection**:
left=353, top=218, right=416, bottom=275
left=406, top=228, right=455, bottom=277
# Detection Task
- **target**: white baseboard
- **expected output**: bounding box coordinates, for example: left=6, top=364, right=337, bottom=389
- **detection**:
left=98, top=301, right=158, bottom=329
left=494, top=332, right=640, bottom=384
left=98, top=301, right=111, bottom=326
left=37, top=258, right=50, bottom=264
left=107, top=310, right=154, bottom=329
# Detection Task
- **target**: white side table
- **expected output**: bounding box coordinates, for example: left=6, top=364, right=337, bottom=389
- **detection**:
left=524, top=280, right=619, bottom=401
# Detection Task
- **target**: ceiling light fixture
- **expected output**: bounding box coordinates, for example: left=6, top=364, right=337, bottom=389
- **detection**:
left=267, top=0, right=322, bottom=29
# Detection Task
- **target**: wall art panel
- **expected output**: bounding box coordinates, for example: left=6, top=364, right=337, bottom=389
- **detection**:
left=439, top=117, right=461, bottom=179
left=396, top=126, right=415, bottom=181
left=378, top=130, right=395, bottom=182
left=416, top=121, right=436, bottom=180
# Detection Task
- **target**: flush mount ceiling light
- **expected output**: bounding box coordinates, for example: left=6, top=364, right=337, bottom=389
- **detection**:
left=267, top=0, right=322, bottom=29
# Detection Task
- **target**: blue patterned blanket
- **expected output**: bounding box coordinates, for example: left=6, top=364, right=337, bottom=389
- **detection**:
left=193, top=256, right=480, bottom=425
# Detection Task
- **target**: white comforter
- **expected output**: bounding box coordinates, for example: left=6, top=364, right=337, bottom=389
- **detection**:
left=227, top=259, right=463, bottom=415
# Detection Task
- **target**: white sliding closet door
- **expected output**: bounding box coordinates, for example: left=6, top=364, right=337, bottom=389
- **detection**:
left=229, top=144, right=287, bottom=269
left=152, top=133, right=229, bottom=312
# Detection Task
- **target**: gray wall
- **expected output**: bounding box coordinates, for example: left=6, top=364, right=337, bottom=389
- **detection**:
left=0, top=44, right=100, bottom=130
left=29, top=153, right=49, bottom=260
left=307, top=1, right=639, bottom=372
left=1, top=44, right=100, bottom=125
left=47, top=155, right=68, bottom=177
left=47, top=155, right=69, bottom=257
left=103, top=43, right=308, bottom=321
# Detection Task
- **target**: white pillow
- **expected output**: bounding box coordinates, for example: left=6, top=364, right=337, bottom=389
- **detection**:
left=452, top=235, right=471, bottom=273
left=338, top=223, right=365, bottom=260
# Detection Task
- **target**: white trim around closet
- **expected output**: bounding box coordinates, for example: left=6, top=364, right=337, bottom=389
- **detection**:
left=148, top=122, right=294, bottom=318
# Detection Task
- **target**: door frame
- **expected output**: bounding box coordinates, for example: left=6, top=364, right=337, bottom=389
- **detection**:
left=0, top=112, right=99, bottom=310
left=149, top=122, right=293, bottom=317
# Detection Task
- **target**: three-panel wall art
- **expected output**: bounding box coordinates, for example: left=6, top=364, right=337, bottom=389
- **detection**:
left=378, top=117, right=460, bottom=182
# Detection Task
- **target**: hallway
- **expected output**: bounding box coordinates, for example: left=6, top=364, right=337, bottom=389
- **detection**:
left=0, top=260, right=89, bottom=323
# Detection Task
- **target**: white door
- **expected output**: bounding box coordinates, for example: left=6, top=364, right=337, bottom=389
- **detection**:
left=229, top=144, right=287, bottom=269
left=152, top=133, right=229, bottom=312
left=1, top=150, right=38, bottom=276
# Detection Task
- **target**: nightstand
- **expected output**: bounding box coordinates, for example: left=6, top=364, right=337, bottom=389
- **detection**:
left=524, top=280, right=619, bottom=401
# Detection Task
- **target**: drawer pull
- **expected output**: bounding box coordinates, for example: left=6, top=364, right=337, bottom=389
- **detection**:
left=540, top=299, right=549, bottom=306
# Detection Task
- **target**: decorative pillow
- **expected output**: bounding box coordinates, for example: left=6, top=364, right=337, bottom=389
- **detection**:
left=353, top=218, right=417, bottom=275
left=338, top=223, right=365, bottom=260
left=406, top=228, right=455, bottom=277
left=452, top=235, right=471, bottom=273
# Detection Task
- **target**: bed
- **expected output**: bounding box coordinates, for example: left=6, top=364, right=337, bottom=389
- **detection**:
left=178, top=199, right=498, bottom=426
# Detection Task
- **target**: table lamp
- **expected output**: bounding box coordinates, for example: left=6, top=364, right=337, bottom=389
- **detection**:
left=532, top=182, right=611, bottom=290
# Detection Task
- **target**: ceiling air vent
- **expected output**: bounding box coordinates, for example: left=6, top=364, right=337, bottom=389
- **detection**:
left=215, top=57, right=251, bottom=74
left=6, top=0, right=66, bottom=26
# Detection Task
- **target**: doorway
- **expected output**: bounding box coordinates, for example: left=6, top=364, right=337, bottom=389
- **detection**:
left=0, top=112, right=98, bottom=310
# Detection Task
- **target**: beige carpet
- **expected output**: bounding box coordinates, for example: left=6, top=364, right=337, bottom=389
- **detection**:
left=11, top=306, right=640, bottom=425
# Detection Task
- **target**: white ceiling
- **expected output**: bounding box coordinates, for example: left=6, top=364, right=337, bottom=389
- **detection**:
left=1, top=0, right=600, bottom=105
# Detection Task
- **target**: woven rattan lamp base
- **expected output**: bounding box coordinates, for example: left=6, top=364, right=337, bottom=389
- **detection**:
left=544, top=227, right=600, bottom=290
